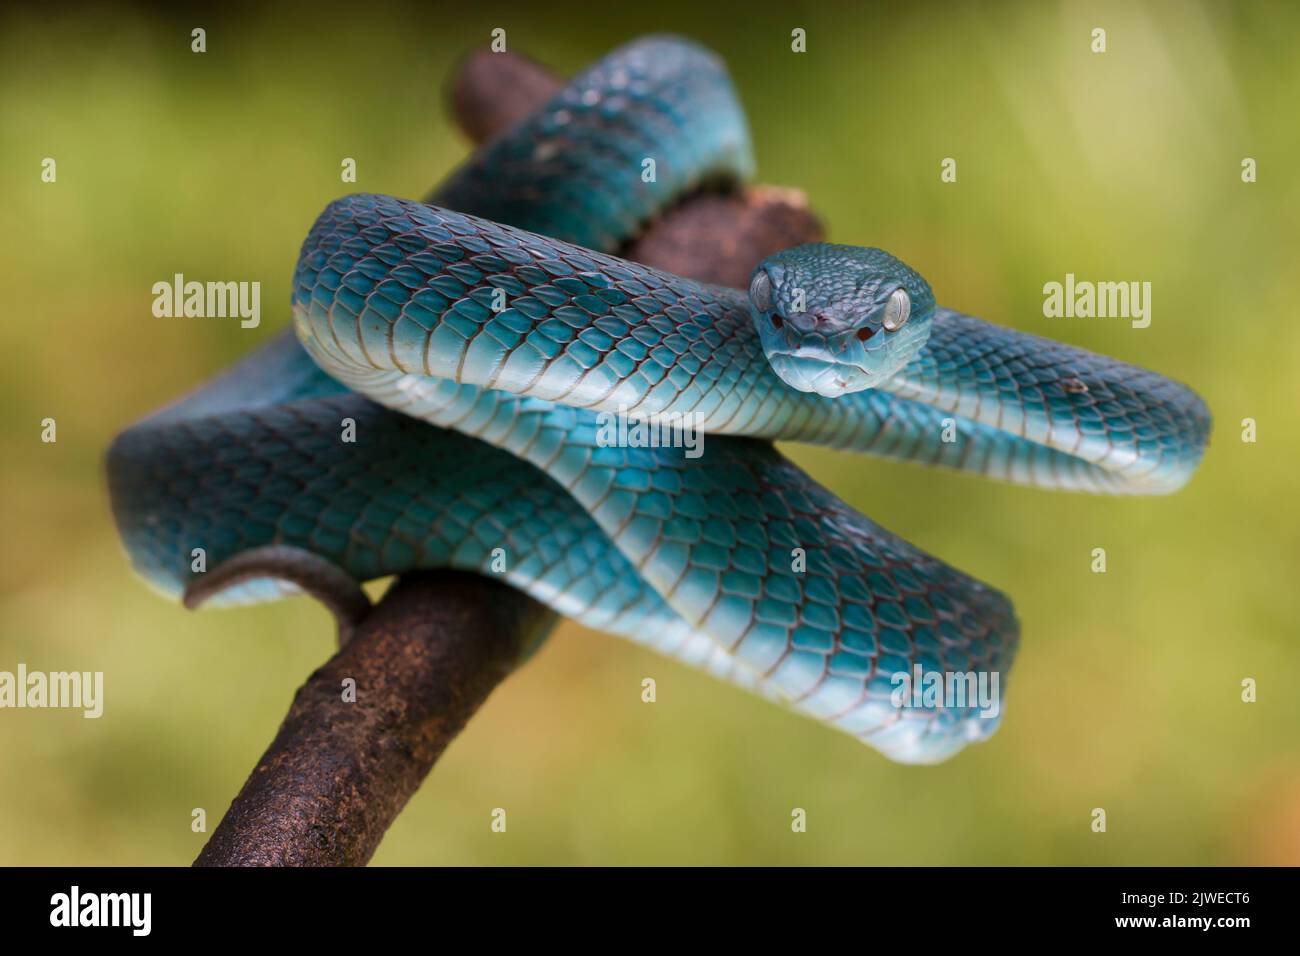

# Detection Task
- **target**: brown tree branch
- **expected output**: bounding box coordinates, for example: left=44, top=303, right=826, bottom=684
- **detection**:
left=195, top=48, right=824, bottom=867
left=194, top=573, right=553, bottom=866
left=448, top=48, right=562, bottom=144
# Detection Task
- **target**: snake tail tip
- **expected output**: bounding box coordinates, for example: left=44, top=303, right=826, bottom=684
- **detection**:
left=181, top=545, right=372, bottom=645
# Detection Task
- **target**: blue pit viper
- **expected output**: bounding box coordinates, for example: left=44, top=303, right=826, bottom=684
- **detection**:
left=107, top=36, right=1211, bottom=763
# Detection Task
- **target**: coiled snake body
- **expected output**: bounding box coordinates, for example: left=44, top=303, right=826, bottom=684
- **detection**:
left=109, top=37, right=1210, bottom=763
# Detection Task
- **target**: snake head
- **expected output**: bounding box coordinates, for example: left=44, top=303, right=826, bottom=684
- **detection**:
left=748, top=243, right=935, bottom=397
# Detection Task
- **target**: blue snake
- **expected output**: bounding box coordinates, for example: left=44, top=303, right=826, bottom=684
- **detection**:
left=107, top=36, right=1211, bottom=763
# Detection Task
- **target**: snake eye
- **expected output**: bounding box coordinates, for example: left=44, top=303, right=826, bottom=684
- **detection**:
left=749, top=270, right=773, bottom=313
left=881, top=287, right=911, bottom=331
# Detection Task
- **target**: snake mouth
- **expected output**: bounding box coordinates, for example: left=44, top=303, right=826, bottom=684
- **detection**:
left=767, top=352, right=874, bottom=398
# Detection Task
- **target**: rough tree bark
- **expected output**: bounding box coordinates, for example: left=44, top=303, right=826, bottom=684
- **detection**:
left=194, top=573, right=553, bottom=866
left=194, top=49, right=823, bottom=867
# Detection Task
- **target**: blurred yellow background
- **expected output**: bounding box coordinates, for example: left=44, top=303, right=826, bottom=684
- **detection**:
left=2, top=0, right=1297, bottom=865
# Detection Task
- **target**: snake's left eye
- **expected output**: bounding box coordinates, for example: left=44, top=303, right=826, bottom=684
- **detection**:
left=881, top=287, right=911, bottom=331
left=749, top=270, right=773, bottom=313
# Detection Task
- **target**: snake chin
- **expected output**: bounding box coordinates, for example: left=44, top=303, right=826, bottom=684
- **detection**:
left=767, top=352, right=877, bottom=398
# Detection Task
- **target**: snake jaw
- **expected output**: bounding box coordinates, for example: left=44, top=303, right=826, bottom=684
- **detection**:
left=767, top=351, right=870, bottom=397
left=760, top=312, right=934, bottom=397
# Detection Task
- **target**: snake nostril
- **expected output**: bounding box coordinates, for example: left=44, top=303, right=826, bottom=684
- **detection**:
left=856, top=326, right=875, bottom=342
left=771, top=313, right=784, bottom=330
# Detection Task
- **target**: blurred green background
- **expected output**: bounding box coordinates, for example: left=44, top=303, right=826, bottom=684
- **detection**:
left=2, top=0, right=1297, bottom=865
